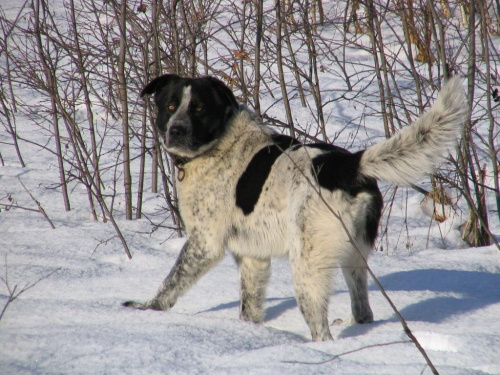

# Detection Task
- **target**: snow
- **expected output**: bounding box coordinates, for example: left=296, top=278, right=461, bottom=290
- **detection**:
left=1, top=0, right=500, bottom=374
left=1, top=137, right=499, bottom=375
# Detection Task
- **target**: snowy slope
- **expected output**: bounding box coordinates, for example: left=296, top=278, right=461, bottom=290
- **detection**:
left=1, top=129, right=500, bottom=374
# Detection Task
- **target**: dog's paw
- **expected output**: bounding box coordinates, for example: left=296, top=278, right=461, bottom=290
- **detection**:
left=122, top=300, right=147, bottom=309
left=353, top=311, right=374, bottom=324
left=122, top=299, right=169, bottom=311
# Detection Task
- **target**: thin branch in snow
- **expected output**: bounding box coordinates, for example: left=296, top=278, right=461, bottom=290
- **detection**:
left=282, top=340, right=410, bottom=365
left=18, top=178, right=56, bottom=229
left=0, top=255, right=61, bottom=322
left=0, top=181, right=55, bottom=229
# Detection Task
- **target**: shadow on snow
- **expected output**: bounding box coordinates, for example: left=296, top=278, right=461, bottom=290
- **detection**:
left=340, top=269, right=500, bottom=338
left=198, top=269, right=500, bottom=339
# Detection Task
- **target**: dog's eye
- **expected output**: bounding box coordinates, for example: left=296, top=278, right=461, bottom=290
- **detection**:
left=195, top=105, right=203, bottom=113
left=167, top=104, right=176, bottom=112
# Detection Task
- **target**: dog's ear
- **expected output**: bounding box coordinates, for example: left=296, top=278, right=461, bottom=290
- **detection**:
left=141, top=74, right=180, bottom=97
left=204, top=76, right=239, bottom=110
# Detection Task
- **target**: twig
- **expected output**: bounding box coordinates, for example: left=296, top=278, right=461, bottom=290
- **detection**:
left=90, top=235, right=119, bottom=258
left=0, top=255, right=61, bottom=322
left=17, top=178, right=56, bottom=229
left=282, top=340, right=410, bottom=365
left=437, top=168, right=500, bottom=251
left=0, top=201, right=39, bottom=213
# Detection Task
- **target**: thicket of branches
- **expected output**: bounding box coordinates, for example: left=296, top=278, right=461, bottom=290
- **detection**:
left=0, top=0, right=499, bottom=255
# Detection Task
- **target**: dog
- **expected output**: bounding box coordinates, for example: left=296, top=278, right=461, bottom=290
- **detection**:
left=124, top=74, right=466, bottom=341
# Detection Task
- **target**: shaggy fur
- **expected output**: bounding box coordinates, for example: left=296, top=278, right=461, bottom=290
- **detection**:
left=124, top=75, right=466, bottom=341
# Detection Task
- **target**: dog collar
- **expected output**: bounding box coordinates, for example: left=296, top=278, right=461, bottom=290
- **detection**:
left=170, top=155, right=191, bottom=181
left=171, top=154, right=191, bottom=167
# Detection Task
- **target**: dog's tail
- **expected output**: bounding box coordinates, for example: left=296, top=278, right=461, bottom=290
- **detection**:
left=359, top=77, right=467, bottom=185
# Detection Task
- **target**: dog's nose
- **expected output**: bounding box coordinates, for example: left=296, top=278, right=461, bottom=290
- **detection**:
left=169, top=125, right=187, bottom=139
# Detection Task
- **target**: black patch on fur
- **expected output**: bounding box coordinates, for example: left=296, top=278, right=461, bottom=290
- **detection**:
left=311, top=148, right=382, bottom=244
left=236, top=134, right=301, bottom=215
left=307, top=142, right=348, bottom=153
left=365, top=191, right=383, bottom=245
left=311, top=148, right=363, bottom=192
left=270, top=134, right=301, bottom=149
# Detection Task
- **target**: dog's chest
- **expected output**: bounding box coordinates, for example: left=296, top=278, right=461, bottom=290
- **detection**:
left=176, top=151, right=292, bottom=257
left=176, top=157, right=240, bottom=230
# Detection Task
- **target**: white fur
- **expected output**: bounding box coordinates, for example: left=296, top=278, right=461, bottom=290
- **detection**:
left=360, top=77, right=466, bottom=185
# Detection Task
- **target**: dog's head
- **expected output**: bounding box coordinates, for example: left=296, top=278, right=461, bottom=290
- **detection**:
left=141, top=74, right=239, bottom=159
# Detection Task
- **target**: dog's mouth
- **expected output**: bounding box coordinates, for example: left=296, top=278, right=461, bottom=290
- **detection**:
left=164, top=136, right=221, bottom=162
left=161, top=133, right=218, bottom=160
left=162, top=131, right=194, bottom=155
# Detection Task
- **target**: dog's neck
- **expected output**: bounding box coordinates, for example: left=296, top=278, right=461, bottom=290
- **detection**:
left=170, top=154, right=191, bottom=167
left=214, top=109, right=272, bottom=153
left=170, top=109, right=271, bottom=170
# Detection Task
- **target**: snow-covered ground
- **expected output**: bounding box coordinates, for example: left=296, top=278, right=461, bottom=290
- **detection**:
left=1, top=150, right=499, bottom=374
left=1, top=0, right=500, bottom=374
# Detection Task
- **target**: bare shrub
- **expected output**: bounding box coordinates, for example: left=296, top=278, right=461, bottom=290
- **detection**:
left=0, top=0, right=498, bottom=253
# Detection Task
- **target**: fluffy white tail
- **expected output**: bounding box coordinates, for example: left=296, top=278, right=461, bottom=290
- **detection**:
left=360, top=77, right=467, bottom=185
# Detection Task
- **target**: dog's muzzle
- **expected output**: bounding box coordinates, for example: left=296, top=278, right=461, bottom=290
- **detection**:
left=165, top=120, right=192, bottom=152
left=169, top=125, right=187, bottom=141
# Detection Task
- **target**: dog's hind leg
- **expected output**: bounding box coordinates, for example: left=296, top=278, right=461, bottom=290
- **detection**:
left=342, top=244, right=373, bottom=324
left=235, top=256, right=271, bottom=323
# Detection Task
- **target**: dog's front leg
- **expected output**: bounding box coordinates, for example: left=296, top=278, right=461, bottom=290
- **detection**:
left=124, top=238, right=223, bottom=310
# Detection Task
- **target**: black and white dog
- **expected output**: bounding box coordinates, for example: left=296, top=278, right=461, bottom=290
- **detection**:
left=124, top=74, right=466, bottom=341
